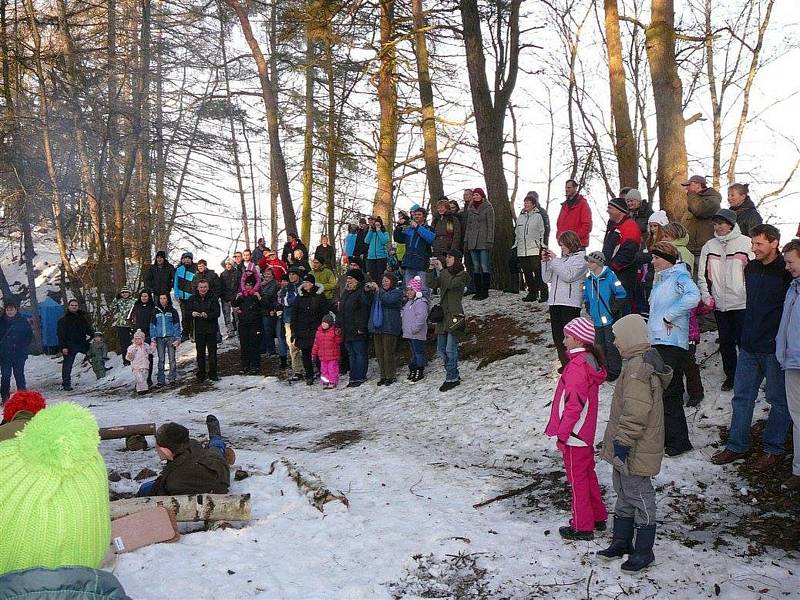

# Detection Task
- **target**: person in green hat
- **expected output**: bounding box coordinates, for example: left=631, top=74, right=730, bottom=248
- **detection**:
left=0, top=402, right=110, bottom=575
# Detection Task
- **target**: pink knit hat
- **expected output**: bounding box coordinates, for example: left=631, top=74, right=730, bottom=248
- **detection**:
left=406, top=276, right=424, bottom=298
left=563, top=317, right=595, bottom=345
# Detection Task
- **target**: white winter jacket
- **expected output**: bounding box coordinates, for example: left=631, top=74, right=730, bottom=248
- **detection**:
left=698, top=225, right=753, bottom=312
left=514, top=208, right=548, bottom=257
left=542, top=250, right=586, bottom=308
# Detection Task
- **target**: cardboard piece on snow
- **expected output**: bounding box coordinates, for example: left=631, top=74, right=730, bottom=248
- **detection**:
left=111, top=506, right=180, bottom=553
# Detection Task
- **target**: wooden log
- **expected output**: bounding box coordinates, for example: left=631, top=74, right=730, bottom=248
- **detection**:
left=269, top=458, right=349, bottom=512
left=99, top=423, right=156, bottom=440
left=110, top=494, right=251, bottom=522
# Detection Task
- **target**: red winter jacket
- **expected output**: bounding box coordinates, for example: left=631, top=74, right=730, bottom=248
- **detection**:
left=259, top=257, right=287, bottom=281
left=602, top=216, right=641, bottom=273
left=311, top=325, right=343, bottom=361
left=556, top=195, right=592, bottom=247
left=545, top=348, right=607, bottom=447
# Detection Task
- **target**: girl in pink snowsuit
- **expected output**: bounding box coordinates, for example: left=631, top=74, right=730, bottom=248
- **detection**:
left=311, top=315, right=343, bottom=389
left=127, top=329, right=155, bottom=393
left=545, top=317, right=608, bottom=540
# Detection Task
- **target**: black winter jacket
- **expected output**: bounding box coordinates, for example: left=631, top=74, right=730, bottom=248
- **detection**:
left=232, top=293, right=265, bottom=326
left=291, top=286, right=330, bottom=349
left=128, top=300, right=156, bottom=341
left=192, top=269, right=221, bottom=298
left=741, top=255, right=793, bottom=354
left=144, top=262, right=175, bottom=298
left=260, top=279, right=280, bottom=313
left=338, top=285, right=372, bottom=341
left=185, top=292, right=221, bottom=336
left=57, top=311, right=92, bottom=352
left=219, top=269, right=240, bottom=302
left=732, top=199, right=763, bottom=238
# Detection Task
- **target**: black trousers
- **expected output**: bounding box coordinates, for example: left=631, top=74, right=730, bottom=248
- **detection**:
left=117, top=327, right=132, bottom=364
left=195, top=329, right=218, bottom=379
left=616, top=268, right=639, bottom=314
left=301, top=346, right=314, bottom=380
left=654, top=344, right=692, bottom=452
left=519, top=255, right=547, bottom=297
left=715, top=309, right=745, bottom=381
left=238, top=322, right=261, bottom=372
left=596, top=324, right=622, bottom=382
left=549, top=305, right=582, bottom=366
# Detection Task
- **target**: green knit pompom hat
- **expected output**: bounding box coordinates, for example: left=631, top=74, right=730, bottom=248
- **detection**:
left=0, top=402, right=111, bottom=575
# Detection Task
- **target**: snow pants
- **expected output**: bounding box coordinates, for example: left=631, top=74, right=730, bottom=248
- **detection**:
left=320, top=359, right=340, bottom=387
left=786, top=369, right=800, bottom=476
left=132, top=367, right=149, bottom=392
left=560, top=444, right=607, bottom=532
left=612, top=469, right=656, bottom=527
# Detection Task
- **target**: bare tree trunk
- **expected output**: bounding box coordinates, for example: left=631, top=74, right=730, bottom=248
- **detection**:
left=218, top=0, right=250, bottom=250
left=225, top=0, right=298, bottom=236
left=726, top=0, right=774, bottom=184
left=324, top=36, right=337, bottom=248
left=22, top=0, right=84, bottom=303
left=459, top=0, right=521, bottom=289
left=240, top=117, right=259, bottom=245
left=134, top=0, right=153, bottom=266
left=301, top=33, right=314, bottom=245
left=646, top=0, right=687, bottom=221
left=372, top=0, right=398, bottom=222
left=268, top=1, right=280, bottom=249
left=604, top=0, right=638, bottom=190
left=411, top=0, right=443, bottom=203
left=152, top=7, right=167, bottom=250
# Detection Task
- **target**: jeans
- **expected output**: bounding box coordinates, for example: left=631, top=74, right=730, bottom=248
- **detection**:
left=403, top=269, right=427, bottom=289
left=654, top=345, right=692, bottom=452
left=155, top=337, right=177, bottom=384
left=345, top=339, right=368, bottom=382
left=261, top=316, right=276, bottom=355
left=436, top=332, right=460, bottom=382
left=715, top=309, right=745, bottom=382
left=407, top=338, right=427, bottom=369
left=726, top=349, right=790, bottom=456
left=0, top=355, right=26, bottom=400
left=470, top=249, right=490, bottom=274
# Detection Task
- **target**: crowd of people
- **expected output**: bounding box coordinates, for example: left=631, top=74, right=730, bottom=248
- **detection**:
left=1, top=175, right=799, bottom=578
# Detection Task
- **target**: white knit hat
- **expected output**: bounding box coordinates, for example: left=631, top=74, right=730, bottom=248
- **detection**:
left=648, top=210, right=669, bottom=227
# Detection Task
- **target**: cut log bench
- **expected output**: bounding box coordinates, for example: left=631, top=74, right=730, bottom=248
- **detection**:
left=99, top=423, right=156, bottom=451
left=110, top=494, right=252, bottom=522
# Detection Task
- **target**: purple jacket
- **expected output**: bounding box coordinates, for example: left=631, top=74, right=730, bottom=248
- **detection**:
left=401, top=297, right=430, bottom=340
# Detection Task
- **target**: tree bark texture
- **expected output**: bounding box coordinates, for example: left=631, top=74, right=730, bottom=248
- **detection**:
left=110, top=494, right=252, bottom=522
left=604, top=0, right=638, bottom=190
left=372, top=0, right=398, bottom=223
left=301, top=33, right=314, bottom=246
left=411, top=0, right=444, bottom=203
left=459, top=0, right=520, bottom=289
left=646, top=0, right=687, bottom=221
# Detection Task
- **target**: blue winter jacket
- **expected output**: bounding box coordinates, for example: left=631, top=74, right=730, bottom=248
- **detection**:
left=0, top=314, right=33, bottom=359
left=393, top=224, right=435, bottom=271
left=345, top=233, right=357, bottom=258
left=173, top=264, right=196, bottom=301
left=150, top=305, right=182, bottom=339
left=365, top=229, right=390, bottom=260
left=583, top=267, right=628, bottom=327
left=368, top=286, right=404, bottom=335
left=648, top=263, right=701, bottom=350
left=776, top=277, right=800, bottom=370
left=280, top=282, right=300, bottom=323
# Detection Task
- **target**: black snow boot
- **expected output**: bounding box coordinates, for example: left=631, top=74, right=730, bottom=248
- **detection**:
left=476, top=273, right=491, bottom=300
left=406, top=366, right=415, bottom=381
left=206, top=414, right=222, bottom=439
left=469, top=273, right=481, bottom=298
left=415, top=367, right=424, bottom=382
left=538, top=288, right=549, bottom=303
left=597, top=516, right=634, bottom=559
left=279, top=356, right=288, bottom=370
left=621, top=525, right=656, bottom=572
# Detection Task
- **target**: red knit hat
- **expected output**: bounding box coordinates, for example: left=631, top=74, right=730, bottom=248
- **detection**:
left=563, top=317, right=596, bottom=345
left=3, top=390, right=47, bottom=422
left=472, top=188, right=487, bottom=200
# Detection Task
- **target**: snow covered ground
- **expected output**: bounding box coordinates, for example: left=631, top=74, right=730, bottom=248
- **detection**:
left=19, top=291, right=800, bottom=599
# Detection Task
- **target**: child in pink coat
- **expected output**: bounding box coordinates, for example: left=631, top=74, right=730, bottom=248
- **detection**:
left=126, top=329, right=155, bottom=394
left=311, top=315, right=343, bottom=389
left=545, top=317, right=608, bottom=540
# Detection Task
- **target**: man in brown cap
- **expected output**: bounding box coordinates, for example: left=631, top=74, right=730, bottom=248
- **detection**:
left=680, top=175, right=721, bottom=280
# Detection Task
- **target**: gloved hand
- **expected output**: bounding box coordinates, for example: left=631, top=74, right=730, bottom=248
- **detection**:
left=613, top=441, right=630, bottom=462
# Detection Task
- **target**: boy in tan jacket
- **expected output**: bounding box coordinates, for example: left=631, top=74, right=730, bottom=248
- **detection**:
left=598, top=314, right=672, bottom=572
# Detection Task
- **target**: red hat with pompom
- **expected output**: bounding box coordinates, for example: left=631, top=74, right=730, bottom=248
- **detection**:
left=3, top=390, right=47, bottom=423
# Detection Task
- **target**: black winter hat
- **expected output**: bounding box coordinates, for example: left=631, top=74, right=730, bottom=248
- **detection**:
left=155, top=422, right=190, bottom=453
left=346, top=269, right=364, bottom=283
left=446, top=249, right=463, bottom=259
left=303, top=274, right=316, bottom=285
left=608, top=198, right=629, bottom=213
left=180, top=251, right=193, bottom=261
left=155, top=250, right=166, bottom=260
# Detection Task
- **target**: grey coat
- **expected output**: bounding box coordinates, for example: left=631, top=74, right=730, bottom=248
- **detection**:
left=464, top=201, right=495, bottom=251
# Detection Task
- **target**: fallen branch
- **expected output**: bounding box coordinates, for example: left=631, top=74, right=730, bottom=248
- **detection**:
left=110, top=494, right=251, bottom=522
left=269, top=458, right=350, bottom=512
left=473, top=482, right=537, bottom=509
left=99, top=423, right=156, bottom=440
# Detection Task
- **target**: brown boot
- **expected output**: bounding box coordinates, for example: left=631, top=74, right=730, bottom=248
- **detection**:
left=750, top=452, right=782, bottom=471
left=781, top=475, right=800, bottom=491
left=711, top=448, right=748, bottom=465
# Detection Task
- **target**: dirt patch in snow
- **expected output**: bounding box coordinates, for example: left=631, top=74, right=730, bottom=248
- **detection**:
left=315, top=429, right=365, bottom=450
left=387, top=552, right=493, bottom=599
left=177, top=348, right=285, bottom=397
left=460, top=314, right=543, bottom=369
